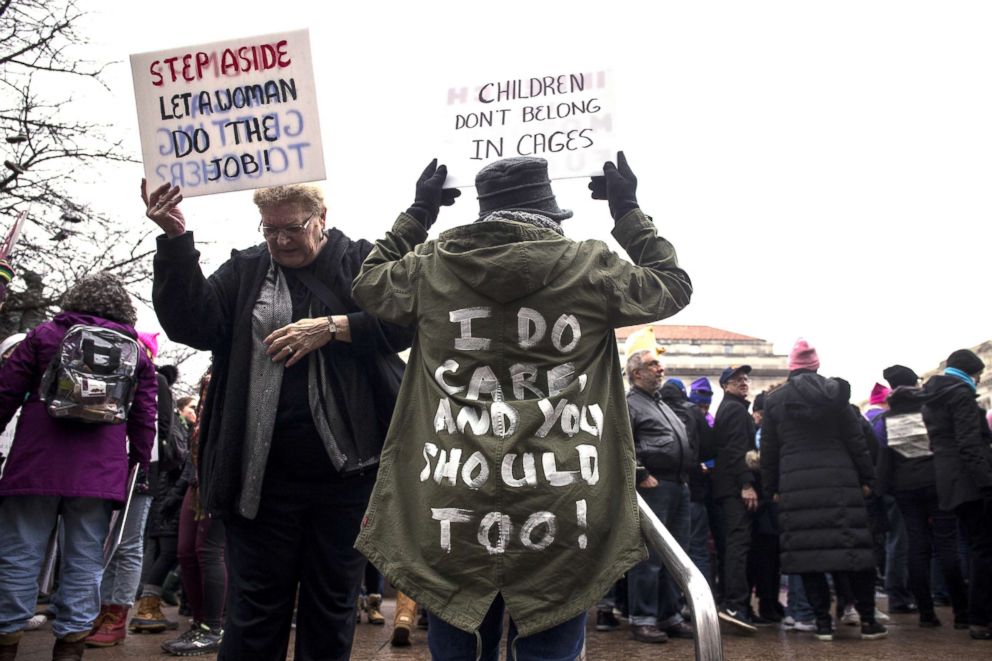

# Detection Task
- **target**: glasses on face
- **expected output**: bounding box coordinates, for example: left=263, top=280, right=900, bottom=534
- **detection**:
left=258, top=211, right=317, bottom=240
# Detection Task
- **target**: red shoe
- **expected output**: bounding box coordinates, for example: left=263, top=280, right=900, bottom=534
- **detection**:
left=85, top=604, right=129, bottom=647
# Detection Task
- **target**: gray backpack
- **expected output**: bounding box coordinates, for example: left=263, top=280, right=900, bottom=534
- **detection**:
left=41, top=325, right=141, bottom=424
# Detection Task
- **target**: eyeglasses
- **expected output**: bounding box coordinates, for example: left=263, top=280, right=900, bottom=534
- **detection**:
left=259, top=211, right=317, bottom=239
left=728, top=376, right=751, bottom=385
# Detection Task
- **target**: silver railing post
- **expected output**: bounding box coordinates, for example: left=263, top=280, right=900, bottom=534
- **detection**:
left=637, top=493, right=724, bottom=661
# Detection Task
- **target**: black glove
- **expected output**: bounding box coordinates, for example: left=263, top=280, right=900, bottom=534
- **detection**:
left=406, top=159, right=461, bottom=229
left=588, top=150, right=639, bottom=221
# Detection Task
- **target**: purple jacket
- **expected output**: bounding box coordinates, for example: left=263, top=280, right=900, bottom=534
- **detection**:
left=0, top=312, right=157, bottom=502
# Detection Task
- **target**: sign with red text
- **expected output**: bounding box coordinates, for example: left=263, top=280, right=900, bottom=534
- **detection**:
left=440, top=70, right=616, bottom=188
left=130, top=30, right=325, bottom=197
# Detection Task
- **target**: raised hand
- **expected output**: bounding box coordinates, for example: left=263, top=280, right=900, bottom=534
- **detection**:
left=588, top=150, right=639, bottom=221
left=141, top=179, right=186, bottom=238
left=407, top=158, right=461, bottom=229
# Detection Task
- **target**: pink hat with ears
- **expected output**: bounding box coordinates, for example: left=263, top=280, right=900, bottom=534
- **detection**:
left=788, top=338, right=820, bottom=371
left=137, top=331, right=160, bottom=359
left=869, top=383, right=891, bottom=405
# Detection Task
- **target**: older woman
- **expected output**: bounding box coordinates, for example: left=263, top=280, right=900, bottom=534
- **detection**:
left=0, top=273, right=157, bottom=661
left=143, top=180, right=412, bottom=661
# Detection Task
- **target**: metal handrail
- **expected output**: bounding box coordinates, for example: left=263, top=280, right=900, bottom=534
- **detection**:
left=637, top=493, right=724, bottom=661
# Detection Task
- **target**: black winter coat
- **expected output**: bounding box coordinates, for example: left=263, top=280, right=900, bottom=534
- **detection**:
left=152, top=229, right=414, bottom=518
left=918, top=375, right=992, bottom=511
left=712, top=393, right=756, bottom=500
left=873, top=386, right=937, bottom=497
left=760, top=372, right=875, bottom=574
left=660, top=382, right=713, bottom=500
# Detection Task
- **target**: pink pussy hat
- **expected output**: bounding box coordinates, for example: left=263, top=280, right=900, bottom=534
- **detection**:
left=788, top=338, right=820, bottom=371
left=869, top=383, right=891, bottom=405
left=137, top=331, right=160, bottom=359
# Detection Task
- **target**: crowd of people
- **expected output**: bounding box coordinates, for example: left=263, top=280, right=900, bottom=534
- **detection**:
left=613, top=336, right=992, bottom=647
left=0, top=153, right=988, bottom=661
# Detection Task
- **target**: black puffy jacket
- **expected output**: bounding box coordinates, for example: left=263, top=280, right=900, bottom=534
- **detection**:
left=760, top=371, right=875, bottom=574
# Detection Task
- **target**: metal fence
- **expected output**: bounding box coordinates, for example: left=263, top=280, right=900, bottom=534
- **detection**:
left=637, top=493, right=724, bottom=661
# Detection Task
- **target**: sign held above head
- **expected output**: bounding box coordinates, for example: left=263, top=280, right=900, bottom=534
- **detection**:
left=440, top=69, right=617, bottom=188
left=130, top=29, right=325, bottom=198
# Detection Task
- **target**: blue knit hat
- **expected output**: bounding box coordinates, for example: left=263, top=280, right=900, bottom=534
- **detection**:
left=665, top=378, right=686, bottom=395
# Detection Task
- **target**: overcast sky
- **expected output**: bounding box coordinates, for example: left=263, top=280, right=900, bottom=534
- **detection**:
left=54, top=0, right=992, bottom=398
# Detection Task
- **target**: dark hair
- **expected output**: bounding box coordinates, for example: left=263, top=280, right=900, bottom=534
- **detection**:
left=61, top=272, right=137, bottom=326
left=156, top=364, right=179, bottom=386
left=176, top=395, right=196, bottom=410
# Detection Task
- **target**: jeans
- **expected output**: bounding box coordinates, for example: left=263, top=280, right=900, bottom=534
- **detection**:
left=628, top=481, right=690, bottom=627
left=219, top=472, right=374, bottom=661
left=717, top=495, right=753, bottom=612
left=100, top=493, right=152, bottom=606
left=895, top=486, right=968, bottom=619
left=177, top=488, right=226, bottom=630
left=427, top=594, right=586, bottom=661
left=688, top=501, right=713, bottom=589
left=0, top=496, right=113, bottom=637
left=785, top=575, right=814, bottom=622
left=883, top=495, right=914, bottom=608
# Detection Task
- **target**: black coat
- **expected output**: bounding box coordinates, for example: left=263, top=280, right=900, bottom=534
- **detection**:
left=919, top=375, right=992, bottom=511
left=873, top=386, right=936, bottom=497
left=760, top=372, right=875, bottom=574
left=660, top=382, right=713, bottom=500
left=712, top=392, right=756, bottom=500
left=152, top=229, right=414, bottom=518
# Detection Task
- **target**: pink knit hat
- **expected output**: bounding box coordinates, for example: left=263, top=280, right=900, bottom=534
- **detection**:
left=137, top=331, right=159, bottom=359
left=788, top=338, right=820, bottom=371
left=869, top=383, right=891, bottom=405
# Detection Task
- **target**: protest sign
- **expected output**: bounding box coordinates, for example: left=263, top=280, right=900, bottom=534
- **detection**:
left=440, top=69, right=616, bottom=187
left=130, top=30, right=325, bottom=197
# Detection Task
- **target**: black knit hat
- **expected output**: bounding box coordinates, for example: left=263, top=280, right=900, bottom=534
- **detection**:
left=475, top=157, right=573, bottom=221
left=946, top=349, right=985, bottom=376
left=882, top=364, right=919, bottom=389
left=753, top=392, right=766, bottom=412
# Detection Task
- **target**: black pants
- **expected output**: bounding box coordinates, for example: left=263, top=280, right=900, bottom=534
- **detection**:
left=956, top=500, right=992, bottom=627
left=717, top=495, right=752, bottom=612
left=140, top=535, right=179, bottom=588
left=802, top=570, right=875, bottom=627
left=895, top=486, right=968, bottom=620
left=748, top=532, right=780, bottom=616
left=219, top=472, right=375, bottom=661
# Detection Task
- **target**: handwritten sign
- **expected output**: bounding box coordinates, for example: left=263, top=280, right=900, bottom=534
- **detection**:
left=424, top=306, right=601, bottom=554
left=130, top=30, right=325, bottom=197
left=440, top=70, right=616, bottom=187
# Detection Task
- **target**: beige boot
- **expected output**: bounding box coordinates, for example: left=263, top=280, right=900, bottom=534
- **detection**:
left=391, top=592, right=417, bottom=646
left=364, top=594, right=385, bottom=625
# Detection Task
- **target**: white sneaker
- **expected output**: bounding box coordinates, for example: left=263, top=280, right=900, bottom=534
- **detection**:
left=23, top=614, right=47, bottom=631
left=841, top=605, right=860, bottom=626
left=781, top=616, right=796, bottom=630
left=793, top=620, right=817, bottom=632
left=874, top=608, right=890, bottom=623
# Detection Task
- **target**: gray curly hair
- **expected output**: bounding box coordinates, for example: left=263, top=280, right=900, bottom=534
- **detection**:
left=61, top=272, right=137, bottom=326
left=252, top=183, right=325, bottom=214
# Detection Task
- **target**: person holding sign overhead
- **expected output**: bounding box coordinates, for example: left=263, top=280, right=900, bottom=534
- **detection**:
left=142, top=179, right=412, bottom=661
left=352, top=153, right=692, bottom=659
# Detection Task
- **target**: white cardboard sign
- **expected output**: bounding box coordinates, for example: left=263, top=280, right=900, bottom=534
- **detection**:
left=440, top=69, right=616, bottom=188
left=130, top=29, right=325, bottom=197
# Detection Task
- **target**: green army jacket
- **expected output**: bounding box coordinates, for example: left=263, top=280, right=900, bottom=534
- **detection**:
left=352, top=209, right=692, bottom=636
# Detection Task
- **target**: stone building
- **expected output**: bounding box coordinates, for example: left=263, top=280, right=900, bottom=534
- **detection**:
left=615, top=324, right=790, bottom=411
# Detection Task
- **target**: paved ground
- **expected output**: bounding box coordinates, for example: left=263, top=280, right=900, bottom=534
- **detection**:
left=14, top=599, right=992, bottom=660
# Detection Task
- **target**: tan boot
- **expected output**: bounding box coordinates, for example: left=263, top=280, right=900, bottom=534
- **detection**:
left=129, top=595, right=168, bottom=633
left=364, top=594, right=385, bottom=625
left=391, top=592, right=417, bottom=646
